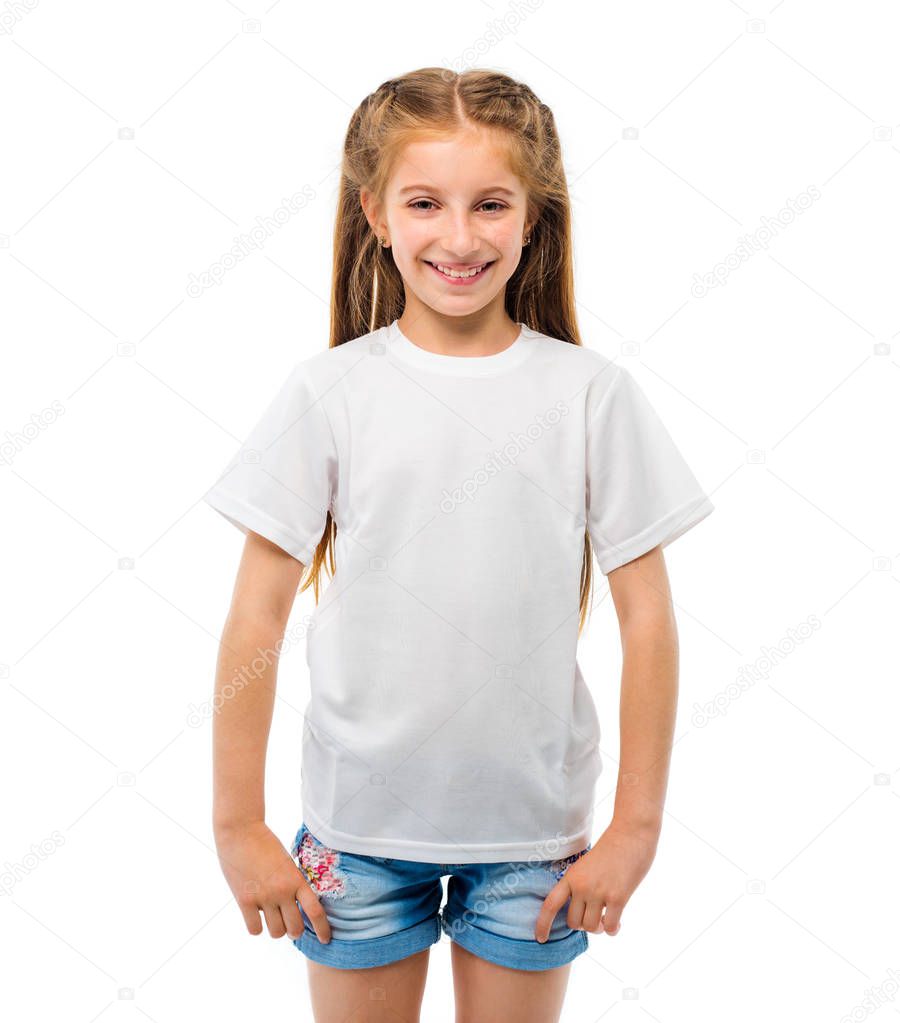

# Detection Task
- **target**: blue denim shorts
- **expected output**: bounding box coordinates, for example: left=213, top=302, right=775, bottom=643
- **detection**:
left=289, top=821, right=592, bottom=972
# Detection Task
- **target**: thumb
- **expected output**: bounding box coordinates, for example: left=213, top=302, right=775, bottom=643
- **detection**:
left=534, top=880, right=570, bottom=943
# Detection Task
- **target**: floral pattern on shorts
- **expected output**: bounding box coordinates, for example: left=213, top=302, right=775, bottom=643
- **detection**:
left=293, top=830, right=349, bottom=898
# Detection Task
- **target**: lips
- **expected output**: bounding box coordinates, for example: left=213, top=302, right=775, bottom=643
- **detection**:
left=425, top=260, right=496, bottom=281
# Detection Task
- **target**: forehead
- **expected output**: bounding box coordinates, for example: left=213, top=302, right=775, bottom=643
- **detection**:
left=389, top=133, right=522, bottom=195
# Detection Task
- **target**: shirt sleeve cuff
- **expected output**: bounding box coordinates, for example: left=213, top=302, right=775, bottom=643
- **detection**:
left=203, top=488, right=318, bottom=565
left=594, top=494, right=715, bottom=575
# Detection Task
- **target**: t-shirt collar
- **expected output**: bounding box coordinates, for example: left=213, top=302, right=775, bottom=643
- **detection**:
left=384, top=319, right=536, bottom=376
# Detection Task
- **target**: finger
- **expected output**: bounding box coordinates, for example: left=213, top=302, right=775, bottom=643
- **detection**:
left=281, top=894, right=306, bottom=940
left=534, top=882, right=570, bottom=943
left=261, top=902, right=288, bottom=939
left=238, top=901, right=264, bottom=936
left=602, top=903, right=623, bottom=936
left=566, top=895, right=586, bottom=932
left=581, top=900, right=604, bottom=934
left=297, top=885, right=332, bottom=944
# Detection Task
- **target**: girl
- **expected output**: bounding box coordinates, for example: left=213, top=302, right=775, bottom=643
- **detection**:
left=205, top=68, right=714, bottom=1023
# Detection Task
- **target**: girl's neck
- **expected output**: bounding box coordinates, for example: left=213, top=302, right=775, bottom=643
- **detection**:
left=396, top=305, right=521, bottom=358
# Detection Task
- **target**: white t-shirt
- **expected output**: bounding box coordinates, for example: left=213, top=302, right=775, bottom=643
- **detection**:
left=204, top=319, right=714, bottom=863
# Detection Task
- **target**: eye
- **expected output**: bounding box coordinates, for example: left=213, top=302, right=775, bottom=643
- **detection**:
left=406, top=199, right=509, bottom=213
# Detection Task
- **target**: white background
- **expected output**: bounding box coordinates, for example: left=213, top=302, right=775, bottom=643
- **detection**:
left=2, top=1, right=897, bottom=1020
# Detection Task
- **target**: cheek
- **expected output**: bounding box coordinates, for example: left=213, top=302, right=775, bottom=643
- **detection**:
left=490, top=228, right=523, bottom=256
left=394, top=220, right=433, bottom=251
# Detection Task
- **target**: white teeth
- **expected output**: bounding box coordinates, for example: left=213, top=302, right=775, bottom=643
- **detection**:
left=433, top=262, right=488, bottom=278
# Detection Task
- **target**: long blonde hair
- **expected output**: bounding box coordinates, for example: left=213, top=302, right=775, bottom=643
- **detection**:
left=299, top=67, right=596, bottom=633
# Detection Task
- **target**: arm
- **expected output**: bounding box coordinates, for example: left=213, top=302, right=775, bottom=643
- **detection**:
left=608, top=543, right=678, bottom=841
left=535, top=544, right=677, bottom=942
left=212, top=531, right=331, bottom=943
left=212, top=531, right=303, bottom=835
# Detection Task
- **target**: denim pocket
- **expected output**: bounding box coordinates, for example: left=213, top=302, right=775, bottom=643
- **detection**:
left=294, top=824, right=356, bottom=899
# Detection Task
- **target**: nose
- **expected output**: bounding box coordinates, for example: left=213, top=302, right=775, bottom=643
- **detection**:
left=440, top=210, right=480, bottom=260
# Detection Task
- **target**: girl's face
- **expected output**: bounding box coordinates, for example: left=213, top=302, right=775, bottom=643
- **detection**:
left=365, top=131, right=530, bottom=319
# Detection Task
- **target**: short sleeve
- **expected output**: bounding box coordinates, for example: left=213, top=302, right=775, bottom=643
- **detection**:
left=203, top=362, right=338, bottom=565
left=586, top=366, right=714, bottom=575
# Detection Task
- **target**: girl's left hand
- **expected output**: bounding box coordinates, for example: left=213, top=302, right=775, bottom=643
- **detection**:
left=534, top=821, right=659, bottom=941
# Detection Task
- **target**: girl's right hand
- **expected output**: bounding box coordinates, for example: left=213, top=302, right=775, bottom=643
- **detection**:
left=214, top=820, right=332, bottom=943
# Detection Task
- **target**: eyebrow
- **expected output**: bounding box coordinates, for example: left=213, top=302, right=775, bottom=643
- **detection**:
left=398, top=184, right=517, bottom=196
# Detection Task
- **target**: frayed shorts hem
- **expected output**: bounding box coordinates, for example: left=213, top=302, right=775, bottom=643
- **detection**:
left=293, top=914, right=441, bottom=970
left=440, top=913, right=588, bottom=972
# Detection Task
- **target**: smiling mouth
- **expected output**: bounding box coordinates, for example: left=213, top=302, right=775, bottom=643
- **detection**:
left=425, top=260, right=496, bottom=280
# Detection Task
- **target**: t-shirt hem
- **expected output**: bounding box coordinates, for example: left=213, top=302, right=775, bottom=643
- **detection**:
left=301, top=806, right=592, bottom=864
left=203, top=488, right=317, bottom=565
left=595, top=493, right=715, bottom=576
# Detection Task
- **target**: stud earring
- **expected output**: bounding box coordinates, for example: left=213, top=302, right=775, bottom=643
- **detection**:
left=378, top=235, right=389, bottom=247
left=523, top=233, right=531, bottom=245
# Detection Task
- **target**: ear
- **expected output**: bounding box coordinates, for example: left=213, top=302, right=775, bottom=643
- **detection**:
left=359, top=187, right=380, bottom=233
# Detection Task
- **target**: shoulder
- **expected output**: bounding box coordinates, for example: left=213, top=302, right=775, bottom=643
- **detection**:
left=285, top=325, right=387, bottom=395
left=525, top=328, right=623, bottom=412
